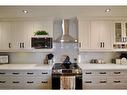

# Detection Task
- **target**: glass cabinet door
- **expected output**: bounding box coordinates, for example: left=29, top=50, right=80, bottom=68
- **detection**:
left=115, top=23, right=122, bottom=42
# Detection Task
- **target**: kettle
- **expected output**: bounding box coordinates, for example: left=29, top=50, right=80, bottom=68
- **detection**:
left=62, top=55, right=71, bottom=69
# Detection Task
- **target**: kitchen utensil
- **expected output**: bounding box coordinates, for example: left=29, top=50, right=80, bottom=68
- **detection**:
left=62, top=55, right=71, bottom=69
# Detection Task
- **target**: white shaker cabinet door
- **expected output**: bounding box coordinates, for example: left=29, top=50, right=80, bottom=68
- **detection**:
left=90, top=21, right=113, bottom=50
left=0, top=22, right=12, bottom=50
left=90, top=21, right=100, bottom=49
left=78, top=21, right=90, bottom=50
left=22, top=22, right=34, bottom=49
left=99, top=21, right=113, bottom=49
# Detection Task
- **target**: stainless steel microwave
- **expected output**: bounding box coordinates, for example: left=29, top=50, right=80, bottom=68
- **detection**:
left=31, top=37, right=53, bottom=49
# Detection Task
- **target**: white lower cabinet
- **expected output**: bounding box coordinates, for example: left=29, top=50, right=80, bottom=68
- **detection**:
left=0, top=70, right=51, bottom=89
left=83, top=70, right=127, bottom=89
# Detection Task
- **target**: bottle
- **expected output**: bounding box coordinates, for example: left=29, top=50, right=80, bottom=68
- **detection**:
left=44, top=56, right=48, bottom=64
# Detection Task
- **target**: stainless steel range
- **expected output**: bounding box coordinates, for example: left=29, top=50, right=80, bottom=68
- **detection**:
left=52, top=63, right=82, bottom=89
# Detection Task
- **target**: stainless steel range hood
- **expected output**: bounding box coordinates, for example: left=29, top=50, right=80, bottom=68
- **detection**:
left=54, top=19, right=78, bottom=43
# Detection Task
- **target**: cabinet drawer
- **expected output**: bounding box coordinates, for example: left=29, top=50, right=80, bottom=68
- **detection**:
left=83, top=76, right=107, bottom=83
left=0, top=76, right=51, bottom=89
left=0, top=70, right=51, bottom=77
left=22, top=77, right=51, bottom=89
left=109, top=70, right=125, bottom=76
left=83, top=70, right=109, bottom=76
left=83, top=71, right=96, bottom=75
left=23, top=70, right=51, bottom=77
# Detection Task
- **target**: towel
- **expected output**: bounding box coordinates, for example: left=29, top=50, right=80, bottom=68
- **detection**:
left=60, top=75, right=75, bottom=90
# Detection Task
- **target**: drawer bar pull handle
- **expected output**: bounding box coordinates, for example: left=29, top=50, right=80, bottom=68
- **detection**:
left=12, top=73, right=20, bottom=75
left=0, top=81, right=6, bottom=83
left=100, top=81, right=107, bottom=83
left=41, top=81, right=48, bottom=83
left=27, top=73, right=34, bottom=75
left=13, top=81, right=20, bottom=83
left=99, top=72, right=106, bottom=74
left=85, top=81, right=92, bottom=83
left=0, top=72, right=6, bottom=74
left=85, top=72, right=92, bottom=74
left=113, top=81, right=120, bottom=83
left=27, top=81, right=34, bottom=83
left=42, top=72, right=48, bottom=74
left=114, top=72, right=121, bottom=74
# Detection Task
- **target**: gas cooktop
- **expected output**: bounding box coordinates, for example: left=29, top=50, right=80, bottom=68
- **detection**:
left=52, top=63, right=82, bottom=75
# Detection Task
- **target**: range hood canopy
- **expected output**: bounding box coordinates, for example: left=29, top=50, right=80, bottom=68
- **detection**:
left=54, top=19, right=78, bottom=43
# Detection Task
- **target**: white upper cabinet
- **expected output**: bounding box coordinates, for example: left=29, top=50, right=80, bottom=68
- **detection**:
left=33, top=21, right=53, bottom=37
left=78, top=20, right=90, bottom=50
left=0, top=20, right=53, bottom=52
left=90, top=21, right=113, bottom=50
left=11, top=22, right=34, bottom=49
left=0, top=22, right=12, bottom=50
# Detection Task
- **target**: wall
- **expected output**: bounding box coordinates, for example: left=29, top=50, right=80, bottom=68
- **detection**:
left=53, top=43, right=79, bottom=63
left=1, top=52, right=50, bottom=64
left=78, top=52, right=120, bottom=64
left=0, top=51, right=120, bottom=65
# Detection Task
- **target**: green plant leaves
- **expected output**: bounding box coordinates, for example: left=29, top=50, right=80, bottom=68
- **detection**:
left=34, top=30, right=48, bottom=36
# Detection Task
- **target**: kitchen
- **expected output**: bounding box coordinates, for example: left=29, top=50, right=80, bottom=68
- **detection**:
left=0, top=6, right=127, bottom=90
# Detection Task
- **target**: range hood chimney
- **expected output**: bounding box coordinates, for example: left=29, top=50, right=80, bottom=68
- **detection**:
left=54, top=19, right=78, bottom=43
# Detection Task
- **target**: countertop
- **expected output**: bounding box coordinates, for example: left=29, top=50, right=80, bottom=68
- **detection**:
left=79, top=63, right=127, bottom=70
left=0, top=64, right=53, bottom=70
left=1, top=63, right=127, bottom=70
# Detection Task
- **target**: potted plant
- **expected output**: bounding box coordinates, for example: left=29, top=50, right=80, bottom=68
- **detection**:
left=34, top=30, right=49, bottom=36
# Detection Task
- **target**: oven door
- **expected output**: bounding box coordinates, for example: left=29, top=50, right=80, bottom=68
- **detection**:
left=52, top=74, right=60, bottom=89
left=52, top=74, right=82, bottom=89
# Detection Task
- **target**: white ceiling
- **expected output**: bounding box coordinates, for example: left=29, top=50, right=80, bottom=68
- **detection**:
left=0, top=6, right=127, bottom=19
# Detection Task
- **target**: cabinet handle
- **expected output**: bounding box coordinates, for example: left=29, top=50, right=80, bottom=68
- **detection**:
left=27, top=72, right=34, bottom=75
left=41, top=81, right=48, bottom=83
left=27, top=81, right=34, bottom=83
left=85, top=81, right=92, bottom=83
left=20, top=43, right=21, bottom=48
left=100, top=42, right=102, bottom=48
left=85, top=72, right=92, bottom=74
left=0, top=81, right=6, bottom=83
left=114, top=72, right=121, bottom=74
left=113, top=81, right=120, bottom=83
left=99, top=72, right=106, bottom=74
left=0, top=72, right=6, bottom=75
left=13, top=81, right=20, bottom=83
left=12, top=72, right=20, bottom=75
left=103, top=42, right=104, bottom=48
left=22, top=43, right=24, bottom=48
left=100, top=81, right=107, bottom=83
left=42, top=72, right=48, bottom=74
left=9, top=43, right=11, bottom=48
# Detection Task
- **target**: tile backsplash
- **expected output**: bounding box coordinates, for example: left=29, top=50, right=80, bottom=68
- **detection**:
left=0, top=51, right=120, bottom=64
left=7, top=52, right=49, bottom=64
left=78, top=52, right=120, bottom=64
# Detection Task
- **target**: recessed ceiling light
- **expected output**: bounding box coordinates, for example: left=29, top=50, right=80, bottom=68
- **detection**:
left=105, top=8, right=111, bottom=12
left=22, top=10, right=28, bottom=14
